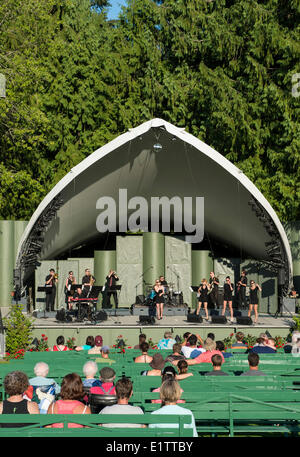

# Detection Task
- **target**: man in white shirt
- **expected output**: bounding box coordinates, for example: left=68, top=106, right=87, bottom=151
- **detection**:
left=181, top=334, right=206, bottom=359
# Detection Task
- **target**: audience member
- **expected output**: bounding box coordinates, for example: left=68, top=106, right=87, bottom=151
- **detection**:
left=231, top=332, right=247, bottom=350
left=164, top=343, right=186, bottom=366
left=187, top=338, right=224, bottom=365
left=216, top=340, right=233, bottom=358
left=205, top=354, right=229, bottom=376
left=149, top=379, right=198, bottom=437
left=29, top=362, right=61, bottom=394
left=181, top=334, right=205, bottom=359
left=95, top=346, right=116, bottom=365
left=291, top=338, right=300, bottom=356
left=151, top=366, right=185, bottom=404
left=133, top=333, right=147, bottom=350
left=207, top=333, right=215, bottom=341
left=250, top=337, right=276, bottom=354
left=158, top=331, right=176, bottom=349
left=240, top=353, right=266, bottom=376
left=99, top=377, right=144, bottom=428
left=134, top=342, right=153, bottom=363
left=176, top=359, right=193, bottom=380
left=75, top=335, right=95, bottom=351
left=283, top=334, right=293, bottom=353
left=142, top=353, right=165, bottom=376
left=52, top=335, right=69, bottom=351
left=0, top=371, right=40, bottom=425
left=47, top=373, right=91, bottom=427
left=182, top=332, right=192, bottom=346
left=88, top=335, right=103, bottom=354
left=90, top=367, right=116, bottom=395
left=82, top=361, right=101, bottom=387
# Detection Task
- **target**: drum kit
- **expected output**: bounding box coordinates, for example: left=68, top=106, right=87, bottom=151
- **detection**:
left=145, top=283, right=183, bottom=306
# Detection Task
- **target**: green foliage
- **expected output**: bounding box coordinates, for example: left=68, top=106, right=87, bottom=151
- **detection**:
left=3, top=304, right=35, bottom=359
left=0, top=0, right=299, bottom=221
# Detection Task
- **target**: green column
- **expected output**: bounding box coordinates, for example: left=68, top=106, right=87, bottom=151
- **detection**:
left=143, top=233, right=165, bottom=295
left=94, top=250, right=116, bottom=310
left=0, top=221, right=14, bottom=308
left=191, top=250, right=213, bottom=309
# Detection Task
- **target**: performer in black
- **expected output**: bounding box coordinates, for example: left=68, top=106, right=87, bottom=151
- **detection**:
left=45, top=268, right=57, bottom=312
left=154, top=279, right=165, bottom=320
left=196, top=279, right=209, bottom=321
left=159, top=275, right=168, bottom=304
left=237, top=270, right=248, bottom=308
left=102, top=269, right=119, bottom=308
left=248, top=280, right=262, bottom=324
left=64, top=271, right=76, bottom=310
left=81, top=268, right=96, bottom=298
left=221, top=276, right=234, bottom=322
left=209, top=271, right=219, bottom=309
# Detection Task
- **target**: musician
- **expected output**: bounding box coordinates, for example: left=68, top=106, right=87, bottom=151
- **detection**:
left=237, top=270, right=248, bottom=308
left=103, top=269, right=119, bottom=308
left=64, top=271, right=76, bottom=310
left=154, top=279, right=165, bottom=320
left=45, top=268, right=57, bottom=312
left=196, top=279, right=210, bottom=321
left=209, top=271, right=219, bottom=309
left=248, top=280, right=262, bottom=324
left=221, top=276, right=234, bottom=323
left=81, top=268, right=96, bottom=298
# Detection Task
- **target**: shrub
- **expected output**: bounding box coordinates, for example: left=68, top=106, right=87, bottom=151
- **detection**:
left=3, top=304, right=34, bottom=359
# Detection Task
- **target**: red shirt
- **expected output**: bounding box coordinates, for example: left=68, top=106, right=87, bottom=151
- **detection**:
left=90, top=382, right=116, bottom=395
left=194, top=350, right=224, bottom=364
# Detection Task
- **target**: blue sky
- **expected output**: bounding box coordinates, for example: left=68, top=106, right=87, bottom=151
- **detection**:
left=106, top=0, right=128, bottom=20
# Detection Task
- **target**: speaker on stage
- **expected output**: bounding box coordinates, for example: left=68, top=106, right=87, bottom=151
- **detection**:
left=139, top=315, right=156, bottom=325
left=187, top=313, right=203, bottom=323
left=236, top=316, right=253, bottom=325
left=211, top=315, right=227, bottom=324
left=56, top=309, right=72, bottom=322
left=94, top=310, right=108, bottom=321
left=136, top=295, right=145, bottom=305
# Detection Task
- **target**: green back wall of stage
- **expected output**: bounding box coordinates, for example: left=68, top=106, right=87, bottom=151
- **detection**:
left=0, top=220, right=28, bottom=308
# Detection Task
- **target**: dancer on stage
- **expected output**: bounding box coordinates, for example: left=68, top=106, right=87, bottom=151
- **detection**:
left=209, top=271, right=219, bottom=309
left=196, top=279, right=210, bottom=321
left=237, top=270, right=248, bottom=308
left=221, top=276, right=234, bottom=323
left=103, top=269, right=119, bottom=308
left=154, top=279, right=165, bottom=320
left=248, top=280, right=262, bottom=324
left=45, top=268, right=58, bottom=312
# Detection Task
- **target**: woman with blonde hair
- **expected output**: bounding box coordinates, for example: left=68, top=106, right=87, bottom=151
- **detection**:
left=196, top=278, right=210, bottom=321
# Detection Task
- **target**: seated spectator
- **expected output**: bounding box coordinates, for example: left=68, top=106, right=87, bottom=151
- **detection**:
left=0, top=371, right=40, bottom=425
left=158, top=331, right=176, bottom=349
left=88, top=335, right=103, bottom=354
left=216, top=340, right=233, bottom=358
left=95, top=346, right=116, bottom=365
left=187, top=338, right=224, bottom=365
left=47, top=373, right=91, bottom=427
left=90, top=367, right=116, bottom=395
left=142, top=353, right=165, bottom=376
left=133, top=333, right=147, bottom=350
left=240, top=353, right=266, bottom=376
left=283, top=334, right=293, bottom=353
left=265, top=338, right=277, bottom=352
left=182, top=332, right=192, bottom=346
left=151, top=366, right=185, bottom=404
left=75, top=335, right=95, bottom=351
left=176, top=360, right=194, bottom=380
left=291, top=338, right=300, bottom=356
left=207, top=333, right=215, bottom=341
left=164, top=343, right=186, bottom=366
left=231, top=332, right=247, bottom=350
left=134, top=342, right=153, bottom=364
left=52, top=335, right=69, bottom=351
left=181, top=334, right=205, bottom=359
left=149, top=379, right=198, bottom=437
left=29, top=362, right=61, bottom=394
left=250, top=337, right=276, bottom=354
left=99, top=377, right=144, bottom=428
left=205, top=354, right=229, bottom=376
left=82, top=361, right=101, bottom=387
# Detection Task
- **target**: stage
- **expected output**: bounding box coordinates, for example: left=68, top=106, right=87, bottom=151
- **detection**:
left=28, top=309, right=295, bottom=348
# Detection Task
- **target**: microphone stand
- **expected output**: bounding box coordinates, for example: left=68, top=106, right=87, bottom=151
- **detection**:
left=167, top=266, right=181, bottom=294
left=135, top=265, right=153, bottom=297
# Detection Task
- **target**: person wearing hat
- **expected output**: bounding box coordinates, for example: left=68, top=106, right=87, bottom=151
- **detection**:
left=88, top=335, right=103, bottom=354
left=90, top=367, right=116, bottom=395
left=142, top=353, right=165, bottom=376
left=95, top=346, right=116, bottom=365
left=187, top=338, right=224, bottom=365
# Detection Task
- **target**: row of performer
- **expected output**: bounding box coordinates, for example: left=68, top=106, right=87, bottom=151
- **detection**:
left=44, top=268, right=261, bottom=323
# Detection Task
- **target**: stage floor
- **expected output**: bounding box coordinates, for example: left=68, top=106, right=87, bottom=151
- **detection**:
left=31, top=312, right=295, bottom=330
